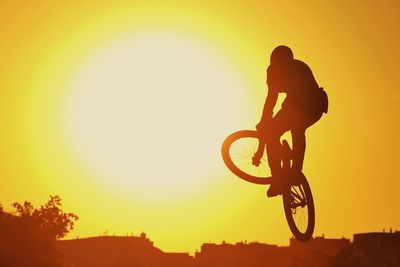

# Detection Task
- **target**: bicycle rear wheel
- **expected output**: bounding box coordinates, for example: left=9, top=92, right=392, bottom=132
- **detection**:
left=221, top=130, right=272, bottom=185
left=282, top=173, right=315, bottom=241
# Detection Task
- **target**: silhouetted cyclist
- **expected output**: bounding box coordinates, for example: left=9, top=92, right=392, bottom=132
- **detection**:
left=254, top=45, right=328, bottom=197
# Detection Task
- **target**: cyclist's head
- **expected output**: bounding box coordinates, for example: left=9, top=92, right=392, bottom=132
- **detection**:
left=270, top=45, right=294, bottom=65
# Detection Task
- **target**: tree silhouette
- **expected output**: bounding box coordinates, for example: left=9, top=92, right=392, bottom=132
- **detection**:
left=12, top=195, right=79, bottom=239
left=0, top=195, right=78, bottom=267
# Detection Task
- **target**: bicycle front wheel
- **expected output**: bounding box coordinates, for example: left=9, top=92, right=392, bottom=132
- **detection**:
left=283, top=173, right=315, bottom=241
left=221, top=130, right=272, bottom=185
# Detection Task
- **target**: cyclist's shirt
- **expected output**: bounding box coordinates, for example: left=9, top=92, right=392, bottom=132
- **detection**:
left=267, top=59, right=320, bottom=115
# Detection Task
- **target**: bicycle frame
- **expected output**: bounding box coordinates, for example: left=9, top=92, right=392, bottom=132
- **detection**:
left=221, top=129, right=315, bottom=241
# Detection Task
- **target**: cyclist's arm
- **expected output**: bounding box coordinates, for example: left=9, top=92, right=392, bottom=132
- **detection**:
left=258, top=65, right=278, bottom=126
left=254, top=68, right=277, bottom=155
left=260, top=87, right=278, bottom=123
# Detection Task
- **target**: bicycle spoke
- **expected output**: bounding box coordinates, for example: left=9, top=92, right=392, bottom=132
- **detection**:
left=299, top=185, right=306, bottom=200
left=223, top=131, right=271, bottom=179
left=293, top=186, right=303, bottom=199
left=290, top=188, right=303, bottom=204
left=292, top=204, right=308, bottom=233
left=287, top=183, right=310, bottom=234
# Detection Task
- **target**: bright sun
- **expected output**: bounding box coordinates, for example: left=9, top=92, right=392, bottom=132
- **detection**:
left=61, top=31, right=250, bottom=202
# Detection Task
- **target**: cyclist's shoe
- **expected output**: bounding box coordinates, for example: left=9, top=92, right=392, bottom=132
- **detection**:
left=266, top=176, right=283, bottom=197
left=267, top=183, right=281, bottom=197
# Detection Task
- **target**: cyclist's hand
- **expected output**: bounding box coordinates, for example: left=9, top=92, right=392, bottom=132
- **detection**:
left=252, top=152, right=262, bottom=167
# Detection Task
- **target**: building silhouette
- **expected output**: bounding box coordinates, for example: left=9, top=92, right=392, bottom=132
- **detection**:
left=290, top=235, right=351, bottom=257
left=57, top=232, right=192, bottom=267
left=194, top=241, right=283, bottom=267
left=57, top=231, right=400, bottom=267
left=352, top=231, right=400, bottom=267
left=194, top=236, right=350, bottom=267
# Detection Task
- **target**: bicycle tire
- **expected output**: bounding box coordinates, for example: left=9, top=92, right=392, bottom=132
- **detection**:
left=282, top=173, right=315, bottom=241
left=221, top=130, right=272, bottom=185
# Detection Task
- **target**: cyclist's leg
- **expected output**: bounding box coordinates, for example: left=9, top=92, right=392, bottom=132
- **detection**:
left=265, top=109, right=292, bottom=176
left=291, top=110, right=323, bottom=172
left=291, top=128, right=306, bottom=172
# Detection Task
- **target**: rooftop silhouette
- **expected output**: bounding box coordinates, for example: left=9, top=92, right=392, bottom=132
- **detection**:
left=57, top=233, right=192, bottom=267
left=57, top=231, right=400, bottom=267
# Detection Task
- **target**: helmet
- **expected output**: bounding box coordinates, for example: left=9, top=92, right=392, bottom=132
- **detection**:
left=270, top=45, right=294, bottom=64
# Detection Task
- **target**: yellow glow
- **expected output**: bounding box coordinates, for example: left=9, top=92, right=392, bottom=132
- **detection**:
left=60, top=31, right=249, bottom=202
left=1, top=0, right=399, bottom=254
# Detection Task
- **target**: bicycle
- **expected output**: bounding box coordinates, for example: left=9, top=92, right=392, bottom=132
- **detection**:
left=221, top=129, right=315, bottom=241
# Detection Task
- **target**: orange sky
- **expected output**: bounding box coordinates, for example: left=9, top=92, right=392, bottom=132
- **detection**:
left=0, top=1, right=399, bottom=253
